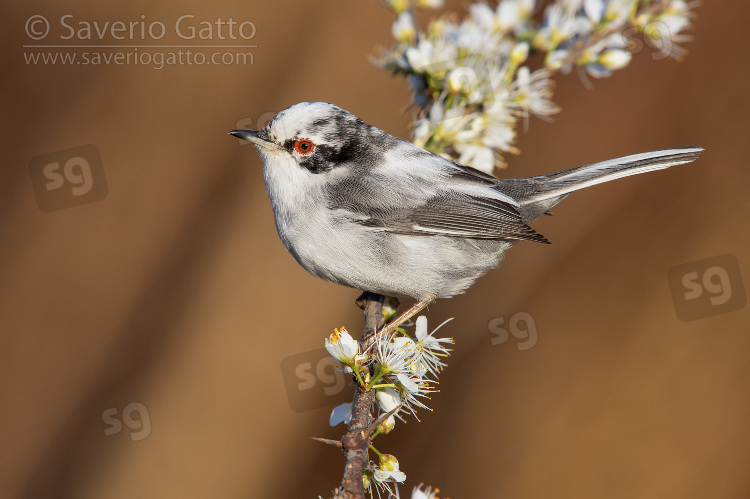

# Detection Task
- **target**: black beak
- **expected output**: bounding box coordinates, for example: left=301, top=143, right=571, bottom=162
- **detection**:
left=229, top=129, right=276, bottom=148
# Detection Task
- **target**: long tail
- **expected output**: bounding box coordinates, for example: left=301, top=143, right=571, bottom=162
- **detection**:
left=498, top=147, right=704, bottom=221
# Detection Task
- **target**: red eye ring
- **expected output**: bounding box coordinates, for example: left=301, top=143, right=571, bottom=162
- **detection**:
left=294, top=138, right=315, bottom=155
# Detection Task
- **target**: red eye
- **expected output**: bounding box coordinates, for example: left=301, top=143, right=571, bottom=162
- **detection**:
left=294, top=138, right=315, bottom=155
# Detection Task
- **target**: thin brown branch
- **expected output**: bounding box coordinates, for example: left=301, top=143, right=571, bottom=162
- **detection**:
left=333, top=293, right=385, bottom=499
left=313, top=437, right=343, bottom=448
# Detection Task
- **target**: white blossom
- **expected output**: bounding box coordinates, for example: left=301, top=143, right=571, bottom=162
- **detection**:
left=376, top=332, right=414, bottom=378
left=642, top=1, right=696, bottom=60
left=536, top=4, right=578, bottom=48
left=392, top=13, right=417, bottom=44
left=411, top=485, right=441, bottom=499
left=376, top=386, right=402, bottom=414
left=583, top=0, right=606, bottom=23
left=599, top=48, right=632, bottom=70
left=385, top=0, right=409, bottom=15
left=416, top=0, right=444, bottom=9
left=468, top=3, right=496, bottom=31
left=412, top=316, right=453, bottom=377
left=376, top=0, right=699, bottom=172
left=365, top=470, right=397, bottom=499
left=394, top=372, right=435, bottom=420
left=405, top=39, right=457, bottom=73
left=457, top=142, right=496, bottom=172
left=329, top=402, right=352, bottom=426
left=510, top=41, right=530, bottom=65
left=496, top=0, right=535, bottom=33
left=325, top=327, right=359, bottom=365
left=374, top=454, right=407, bottom=483
left=509, top=67, right=559, bottom=124
left=604, top=0, right=636, bottom=29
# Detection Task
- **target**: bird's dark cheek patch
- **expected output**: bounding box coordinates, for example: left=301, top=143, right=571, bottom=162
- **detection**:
left=290, top=139, right=377, bottom=175
left=296, top=144, right=344, bottom=174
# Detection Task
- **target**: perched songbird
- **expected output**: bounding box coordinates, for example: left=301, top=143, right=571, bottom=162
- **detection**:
left=231, top=102, right=702, bottom=329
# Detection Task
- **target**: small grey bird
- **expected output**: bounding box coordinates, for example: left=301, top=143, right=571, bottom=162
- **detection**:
left=231, top=102, right=702, bottom=329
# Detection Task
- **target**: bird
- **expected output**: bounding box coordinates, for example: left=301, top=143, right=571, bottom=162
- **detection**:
left=230, top=102, right=703, bottom=331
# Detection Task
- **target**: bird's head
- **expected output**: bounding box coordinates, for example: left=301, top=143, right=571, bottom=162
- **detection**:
left=230, top=102, right=390, bottom=176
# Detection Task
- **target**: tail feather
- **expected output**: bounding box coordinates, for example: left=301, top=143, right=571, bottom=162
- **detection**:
left=522, top=148, right=703, bottom=204
left=497, top=147, right=703, bottom=222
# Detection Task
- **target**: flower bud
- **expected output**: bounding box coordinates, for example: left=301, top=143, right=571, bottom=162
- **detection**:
left=510, top=42, right=530, bottom=65
left=379, top=453, right=400, bottom=472
left=379, top=415, right=396, bottom=434
left=447, top=67, right=478, bottom=95
left=599, top=49, right=632, bottom=70
left=376, top=387, right=401, bottom=413
left=392, top=13, right=416, bottom=44
left=387, top=0, right=409, bottom=15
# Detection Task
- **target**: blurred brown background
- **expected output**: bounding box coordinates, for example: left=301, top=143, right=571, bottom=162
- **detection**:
left=2, top=1, right=749, bottom=498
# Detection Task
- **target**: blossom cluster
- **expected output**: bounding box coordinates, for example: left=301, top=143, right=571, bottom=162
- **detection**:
left=325, top=316, right=453, bottom=498
left=377, top=0, right=698, bottom=173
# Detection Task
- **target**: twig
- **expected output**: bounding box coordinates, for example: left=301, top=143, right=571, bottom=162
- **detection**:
left=333, top=293, right=385, bottom=499
left=313, top=437, right=343, bottom=448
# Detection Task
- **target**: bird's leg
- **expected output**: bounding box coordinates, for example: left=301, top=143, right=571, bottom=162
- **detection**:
left=380, top=293, right=436, bottom=335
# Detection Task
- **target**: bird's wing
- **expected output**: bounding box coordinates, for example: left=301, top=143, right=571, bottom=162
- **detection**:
left=374, top=190, right=549, bottom=242
left=325, top=157, right=549, bottom=243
